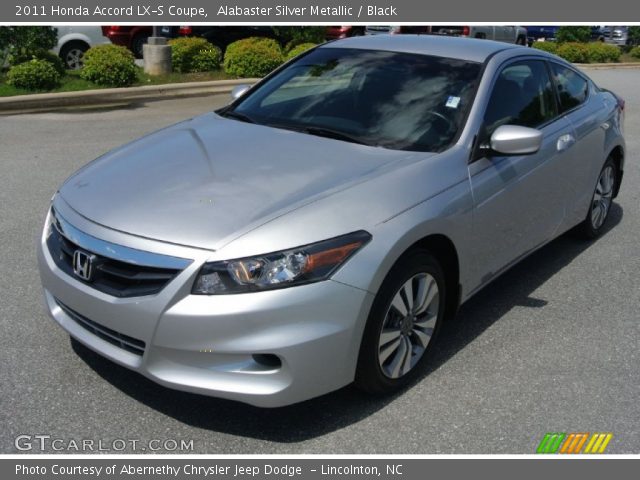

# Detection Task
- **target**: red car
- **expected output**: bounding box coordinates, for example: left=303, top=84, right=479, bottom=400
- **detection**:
left=102, top=26, right=152, bottom=58
left=325, top=26, right=365, bottom=40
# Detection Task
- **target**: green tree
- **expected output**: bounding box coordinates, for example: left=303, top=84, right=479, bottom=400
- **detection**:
left=271, top=27, right=325, bottom=50
left=0, top=26, right=58, bottom=68
left=556, top=26, right=592, bottom=43
left=628, top=26, right=640, bottom=46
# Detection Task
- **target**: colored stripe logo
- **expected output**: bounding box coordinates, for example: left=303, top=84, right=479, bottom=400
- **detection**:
left=537, top=433, right=612, bottom=454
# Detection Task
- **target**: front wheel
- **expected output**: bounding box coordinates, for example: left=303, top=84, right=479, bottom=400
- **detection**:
left=577, top=157, right=617, bottom=238
left=355, top=250, right=446, bottom=394
left=59, top=41, right=89, bottom=70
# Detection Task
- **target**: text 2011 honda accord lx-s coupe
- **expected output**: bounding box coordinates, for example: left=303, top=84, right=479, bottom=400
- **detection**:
left=38, top=35, right=625, bottom=407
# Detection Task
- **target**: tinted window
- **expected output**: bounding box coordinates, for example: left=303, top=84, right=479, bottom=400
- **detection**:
left=550, top=63, right=588, bottom=112
left=484, top=60, right=558, bottom=134
left=229, top=48, right=482, bottom=152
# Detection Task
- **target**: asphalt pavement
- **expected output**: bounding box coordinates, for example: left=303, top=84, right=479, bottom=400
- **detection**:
left=0, top=69, right=638, bottom=454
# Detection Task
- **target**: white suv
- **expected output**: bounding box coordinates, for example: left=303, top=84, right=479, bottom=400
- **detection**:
left=53, top=26, right=111, bottom=70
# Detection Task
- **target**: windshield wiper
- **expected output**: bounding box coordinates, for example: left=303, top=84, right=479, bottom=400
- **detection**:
left=303, top=126, right=372, bottom=146
left=220, top=110, right=256, bottom=124
left=268, top=123, right=372, bottom=146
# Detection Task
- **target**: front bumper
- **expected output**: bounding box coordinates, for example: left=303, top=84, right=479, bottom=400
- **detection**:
left=37, top=205, right=374, bottom=407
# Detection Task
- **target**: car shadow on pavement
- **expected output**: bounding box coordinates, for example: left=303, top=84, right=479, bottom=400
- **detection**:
left=71, top=204, right=623, bottom=443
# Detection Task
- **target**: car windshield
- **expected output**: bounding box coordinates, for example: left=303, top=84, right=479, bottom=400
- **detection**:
left=225, top=48, right=482, bottom=152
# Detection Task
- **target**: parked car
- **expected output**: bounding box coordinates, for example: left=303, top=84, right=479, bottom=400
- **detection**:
left=430, top=25, right=528, bottom=44
left=525, top=26, right=560, bottom=46
left=326, top=26, right=365, bottom=40
left=365, top=26, right=433, bottom=35
left=102, top=26, right=152, bottom=58
left=53, top=26, right=111, bottom=70
left=39, top=35, right=625, bottom=407
left=602, top=26, right=635, bottom=46
left=158, top=26, right=281, bottom=51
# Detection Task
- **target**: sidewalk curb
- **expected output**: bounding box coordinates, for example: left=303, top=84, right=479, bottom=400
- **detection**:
left=0, top=78, right=259, bottom=114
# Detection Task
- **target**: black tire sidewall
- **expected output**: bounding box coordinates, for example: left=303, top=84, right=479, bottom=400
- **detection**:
left=582, top=157, right=617, bottom=238
left=355, top=250, right=446, bottom=394
left=132, top=35, right=149, bottom=58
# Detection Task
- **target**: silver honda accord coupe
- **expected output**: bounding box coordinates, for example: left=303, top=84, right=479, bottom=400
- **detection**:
left=38, top=35, right=625, bottom=407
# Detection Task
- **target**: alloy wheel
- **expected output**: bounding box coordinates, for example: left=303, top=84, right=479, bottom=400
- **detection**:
left=591, top=165, right=615, bottom=230
left=65, top=48, right=85, bottom=70
left=378, top=273, right=439, bottom=379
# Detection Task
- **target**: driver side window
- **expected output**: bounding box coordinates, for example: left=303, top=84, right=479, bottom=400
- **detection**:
left=484, top=60, right=558, bottom=135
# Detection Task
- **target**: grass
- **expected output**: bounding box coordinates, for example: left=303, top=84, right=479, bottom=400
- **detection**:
left=619, top=52, right=640, bottom=63
left=0, top=67, right=233, bottom=97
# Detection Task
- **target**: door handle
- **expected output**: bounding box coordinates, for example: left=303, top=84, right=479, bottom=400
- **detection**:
left=557, top=133, right=576, bottom=152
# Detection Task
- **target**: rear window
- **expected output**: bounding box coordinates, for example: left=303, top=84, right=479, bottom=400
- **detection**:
left=550, top=63, right=589, bottom=112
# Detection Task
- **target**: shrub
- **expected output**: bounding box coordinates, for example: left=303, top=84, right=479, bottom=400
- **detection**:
left=9, top=49, right=65, bottom=75
left=630, top=46, right=640, bottom=59
left=168, top=37, right=222, bottom=73
left=80, top=44, right=137, bottom=87
left=556, top=26, right=592, bottom=43
left=586, top=42, right=621, bottom=63
left=531, top=41, right=559, bottom=54
left=6, top=59, right=61, bottom=90
left=224, top=37, right=284, bottom=78
left=192, top=48, right=222, bottom=72
left=556, top=42, right=590, bottom=63
left=285, top=43, right=317, bottom=60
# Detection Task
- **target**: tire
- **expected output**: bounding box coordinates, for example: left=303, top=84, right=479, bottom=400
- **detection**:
left=355, top=250, right=446, bottom=394
left=59, top=41, right=89, bottom=70
left=131, top=34, right=149, bottom=59
left=577, top=157, right=618, bottom=239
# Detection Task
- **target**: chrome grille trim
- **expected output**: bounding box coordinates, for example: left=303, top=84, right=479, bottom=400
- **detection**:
left=50, top=207, right=192, bottom=270
left=47, top=207, right=192, bottom=298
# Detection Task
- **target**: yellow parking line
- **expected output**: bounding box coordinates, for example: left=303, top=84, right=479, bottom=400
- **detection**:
left=598, top=433, right=613, bottom=453
left=584, top=434, right=598, bottom=453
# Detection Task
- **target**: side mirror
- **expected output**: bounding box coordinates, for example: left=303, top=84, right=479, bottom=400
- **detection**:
left=490, top=125, right=543, bottom=155
left=230, top=84, right=251, bottom=101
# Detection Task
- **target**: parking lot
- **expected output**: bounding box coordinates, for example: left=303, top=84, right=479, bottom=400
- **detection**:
left=1, top=68, right=638, bottom=454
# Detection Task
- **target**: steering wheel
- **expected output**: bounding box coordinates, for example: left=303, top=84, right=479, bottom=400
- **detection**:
left=424, top=110, right=455, bottom=133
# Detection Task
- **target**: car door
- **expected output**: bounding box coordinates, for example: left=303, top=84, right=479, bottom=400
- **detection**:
left=548, top=62, right=609, bottom=227
left=468, top=59, right=575, bottom=290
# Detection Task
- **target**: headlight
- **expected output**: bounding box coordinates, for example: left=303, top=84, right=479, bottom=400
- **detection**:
left=192, top=231, right=371, bottom=295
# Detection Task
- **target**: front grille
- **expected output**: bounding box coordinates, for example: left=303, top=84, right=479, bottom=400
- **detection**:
left=46, top=214, right=183, bottom=298
left=56, top=299, right=146, bottom=356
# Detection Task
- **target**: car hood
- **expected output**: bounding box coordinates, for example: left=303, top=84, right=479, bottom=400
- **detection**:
left=59, top=113, right=427, bottom=250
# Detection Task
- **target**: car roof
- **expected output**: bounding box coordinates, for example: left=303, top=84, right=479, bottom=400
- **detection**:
left=320, top=34, right=524, bottom=63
